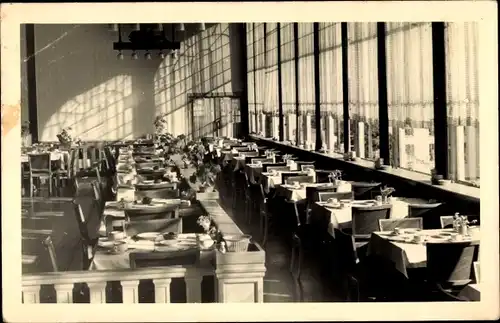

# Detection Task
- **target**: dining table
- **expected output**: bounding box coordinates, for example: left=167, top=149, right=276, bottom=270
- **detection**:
left=367, top=227, right=480, bottom=278
left=310, top=197, right=430, bottom=235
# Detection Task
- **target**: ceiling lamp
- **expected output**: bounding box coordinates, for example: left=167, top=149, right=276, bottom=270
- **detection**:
left=177, top=23, right=185, bottom=32
left=131, top=51, right=138, bottom=60
left=117, top=51, right=124, bottom=60
left=133, top=24, right=141, bottom=31
left=198, top=23, right=206, bottom=31
left=145, top=51, right=152, bottom=60
left=110, top=24, right=119, bottom=32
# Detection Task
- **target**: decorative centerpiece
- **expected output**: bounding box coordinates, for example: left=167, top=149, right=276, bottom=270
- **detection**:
left=328, top=170, right=343, bottom=185
left=379, top=186, right=395, bottom=203
left=196, top=215, right=224, bottom=252
left=452, top=213, right=477, bottom=236
left=56, top=127, right=73, bottom=148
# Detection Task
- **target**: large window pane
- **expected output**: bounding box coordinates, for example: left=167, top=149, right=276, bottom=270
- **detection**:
left=297, top=23, right=316, bottom=150
left=280, top=23, right=296, bottom=143
left=347, top=23, right=379, bottom=160
left=386, top=22, right=434, bottom=174
left=445, top=22, right=480, bottom=187
left=265, top=23, right=280, bottom=139
left=319, top=22, right=344, bottom=154
left=254, top=23, right=266, bottom=135
left=247, top=23, right=256, bottom=134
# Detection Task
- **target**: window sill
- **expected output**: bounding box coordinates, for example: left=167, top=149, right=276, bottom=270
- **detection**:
left=250, top=135, right=480, bottom=204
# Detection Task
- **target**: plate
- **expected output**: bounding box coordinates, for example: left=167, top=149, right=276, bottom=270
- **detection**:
left=136, top=232, right=161, bottom=241
left=402, top=228, right=421, bottom=234
left=157, top=239, right=179, bottom=246
left=387, top=236, right=410, bottom=243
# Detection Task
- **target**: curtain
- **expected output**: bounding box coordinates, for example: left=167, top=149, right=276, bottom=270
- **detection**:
left=297, top=23, right=315, bottom=146
left=386, top=22, right=434, bottom=173
left=247, top=23, right=256, bottom=133
left=347, top=23, right=379, bottom=159
left=265, top=23, right=279, bottom=138
left=254, top=23, right=266, bottom=134
left=280, top=23, right=296, bottom=142
left=445, top=22, right=480, bottom=183
left=319, top=22, right=343, bottom=153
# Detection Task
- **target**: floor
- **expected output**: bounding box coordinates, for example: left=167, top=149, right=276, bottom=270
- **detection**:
left=218, top=196, right=343, bottom=302
left=25, top=177, right=342, bottom=302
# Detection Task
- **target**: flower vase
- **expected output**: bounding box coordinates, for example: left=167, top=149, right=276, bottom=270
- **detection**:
left=382, top=195, right=389, bottom=204
left=459, top=224, right=468, bottom=236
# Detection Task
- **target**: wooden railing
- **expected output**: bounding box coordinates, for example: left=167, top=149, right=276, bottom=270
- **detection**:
left=22, top=266, right=212, bottom=303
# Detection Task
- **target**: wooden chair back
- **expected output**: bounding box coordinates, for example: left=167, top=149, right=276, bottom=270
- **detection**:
left=28, top=153, right=51, bottom=173
left=378, top=217, right=423, bottom=231
left=285, top=176, right=314, bottom=185
left=318, top=191, right=354, bottom=202
left=352, top=204, right=392, bottom=238
left=351, top=182, right=382, bottom=200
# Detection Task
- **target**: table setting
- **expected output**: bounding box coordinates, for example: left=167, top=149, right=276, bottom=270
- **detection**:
left=367, top=227, right=480, bottom=277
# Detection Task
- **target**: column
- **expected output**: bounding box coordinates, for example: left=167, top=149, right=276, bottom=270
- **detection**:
left=455, top=125, right=465, bottom=181
left=272, top=115, right=279, bottom=139
left=325, top=115, right=335, bottom=152
left=287, top=114, right=296, bottom=142
left=465, top=125, right=477, bottom=180
left=304, top=114, right=312, bottom=146
left=357, top=121, right=365, bottom=159
left=260, top=112, right=266, bottom=136
left=398, top=128, right=407, bottom=168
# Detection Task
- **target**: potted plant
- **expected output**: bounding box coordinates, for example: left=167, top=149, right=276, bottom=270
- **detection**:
left=328, top=170, right=343, bottom=186
left=21, top=121, right=31, bottom=147
left=452, top=213, right=477, bottom=236
left=380, top=186, right=396, bottom=203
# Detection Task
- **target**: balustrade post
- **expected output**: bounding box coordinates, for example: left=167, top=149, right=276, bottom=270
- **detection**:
left=55, top=283, right=74, bottom=303
left=121, top=280, right=140, bottom=304
left=87, top=282, right=107, bottom=303
left=22, top=285, right=41, bottom=304
left=287, top=114, right=296, bottom=142
left=325, top=115, right=335, bottom=153
left=185, top=269, right=203, bottom=303
left=153, top=278, right=172, bottom=303
left=357, top=121, right=365, bottom=159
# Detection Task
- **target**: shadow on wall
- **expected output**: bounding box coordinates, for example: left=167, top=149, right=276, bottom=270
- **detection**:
left=153, top=23, right=240, bottom=136
left=33, top=23, right=242, bottom=141
left=36, top=24, right=159, bottom=141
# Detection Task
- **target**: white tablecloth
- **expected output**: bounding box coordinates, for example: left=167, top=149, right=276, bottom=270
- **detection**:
left=275, top=181, right=352, bottom=202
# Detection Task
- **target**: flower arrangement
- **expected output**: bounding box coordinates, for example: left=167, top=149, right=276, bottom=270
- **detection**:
left=282, top=154, right=293, bottom=162
left=21, top=121, right=30, bottom=138
left=154, top=114, right=168, bottom=134
left=247, top=143, right=258, bottom=151
left=453, top=213, right=477, bottom=234
left=196, top=215, right=224, bottom=250
left=380, top=186, right=396, bottom=198
left=56, top=127, right=73, bottom=145
left=328, top=170, right=343, bottom=183
left=189, top=163, right=222, bottom=192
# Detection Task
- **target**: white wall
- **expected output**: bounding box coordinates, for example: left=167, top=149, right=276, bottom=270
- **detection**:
left=29, top=23, right=240, bottom=141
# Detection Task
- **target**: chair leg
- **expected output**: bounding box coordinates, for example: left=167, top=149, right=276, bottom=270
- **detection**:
left=29, top=176, right=34, bottom=197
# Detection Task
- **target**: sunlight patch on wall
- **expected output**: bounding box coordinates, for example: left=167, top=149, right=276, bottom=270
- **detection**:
left=153, top=23, right=233, bottom=137
left=41, top=74, right=133, bottom=141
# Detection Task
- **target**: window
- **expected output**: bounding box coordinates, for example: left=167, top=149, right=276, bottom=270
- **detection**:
left=254, top=23, right=266, bottom=136
left=265, top=23, right=279, bottom=139
left=280, top=23, right=296, bottom=143
left=319, top=22, right=344, bottom=154
left=386, top=22, right=434, bottom=174
left=247, top=23, right=256, bottom=133
left=445, top=22, right=480, bottom=187
left=297, top=23, right=316, bottom=149
left=347, top=22, right=379, bottom=160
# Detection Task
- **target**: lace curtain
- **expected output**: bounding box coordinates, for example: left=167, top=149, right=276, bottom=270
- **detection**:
left=297, top=23, right=315, bottom=146
left=254, top=23, right=266, bottom=134
left=246, top=23, right=256, bottom=133
left=319, top=22, right=343, bottom=153
left=386, top=22, right=434, bottom=173
left=347, top=22, right=379, bottom=159
left=280, top=23, right=296, bottom=142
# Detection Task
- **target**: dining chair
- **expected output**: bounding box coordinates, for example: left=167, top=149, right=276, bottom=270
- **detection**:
left=252, top=157, right=274, bottom=164
left=332, top=228, right=373, bottom=302
left=135, top=187, right=180, bottom=200
left=351, top=204, right=392, bottom=240
left=258, top=183, right=272, bottom=248
left=285, top=176, right=314, bottom=185
left=28, top=153, right=54, bottom=197
left=281, top=172, right=303, bottom=184
left=408, top=202, right=444, bottom=229
left=440, top=215, right=455, bottom=229
left=350, top=182, right=382, bottom=201
left=314, top=169, right=336, bottom=184
left=294, top=161, right=315, bottom=170
left=289, top=199, right=311, bottom=282
left=300, top=164, right=315, bottom=172
left=90, top=180, right=105, bottom=216
left=266, top=166, right=290, bottom=173
left=318, top=191, right=354, bottom=202
left=73, top=200, right=98, bottom=270
left=378, top=217, right=423, bottom=231
left=262, top=163, right=287, bottom=172
left=42, top=236, right=59, bottom=272
left=426, top=241, right=479, bottom=291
